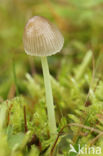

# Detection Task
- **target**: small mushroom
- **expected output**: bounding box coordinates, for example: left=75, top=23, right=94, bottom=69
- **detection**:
left=23, top=16, right=64, bottom=136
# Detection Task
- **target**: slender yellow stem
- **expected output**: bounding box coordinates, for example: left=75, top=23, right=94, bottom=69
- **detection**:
left=41, top=56, right=57, bottom=136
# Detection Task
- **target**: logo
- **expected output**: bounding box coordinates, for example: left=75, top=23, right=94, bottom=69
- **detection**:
left=69, top=144, right=101, bottom=155
left=69, top=144, right=77, bottom=153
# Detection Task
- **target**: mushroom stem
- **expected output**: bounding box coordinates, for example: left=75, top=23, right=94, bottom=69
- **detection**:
left=41, top=56, right=57, bottom=136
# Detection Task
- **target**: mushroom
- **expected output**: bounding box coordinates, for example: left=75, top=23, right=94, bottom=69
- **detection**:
left=23, top=16, right=64, bottom=136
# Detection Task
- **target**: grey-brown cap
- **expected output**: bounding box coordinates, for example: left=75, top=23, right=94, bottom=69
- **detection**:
left=23, top=16, right=64, bottom=56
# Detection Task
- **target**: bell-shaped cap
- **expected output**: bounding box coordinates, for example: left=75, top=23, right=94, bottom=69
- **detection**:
left=23, top=16, right=64, bottom=56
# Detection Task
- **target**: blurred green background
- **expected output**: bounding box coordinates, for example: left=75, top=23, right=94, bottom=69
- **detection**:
left=0, top=0, right=103, bottom=100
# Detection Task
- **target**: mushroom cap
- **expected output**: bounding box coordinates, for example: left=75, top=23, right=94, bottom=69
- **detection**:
left=23, top=16, right=64, bottom=56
